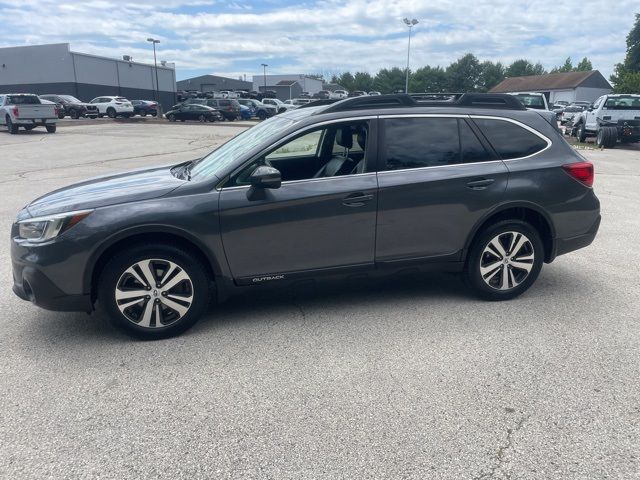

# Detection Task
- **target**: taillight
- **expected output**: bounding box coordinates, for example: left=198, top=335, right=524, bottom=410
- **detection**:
left=563, top=162, right=594, bottom=187
left=12, top=106, right=18, bottom=118
left=54, top=107, right=59, bottom=117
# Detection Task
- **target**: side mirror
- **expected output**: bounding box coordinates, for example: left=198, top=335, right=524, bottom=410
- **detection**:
left=587, top=107, right=594, bottom=112
left=250, top=165, right=281, bottom=189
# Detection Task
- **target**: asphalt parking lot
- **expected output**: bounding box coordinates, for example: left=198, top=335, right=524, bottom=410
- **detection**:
left=1, top=121, right=639, bottom=479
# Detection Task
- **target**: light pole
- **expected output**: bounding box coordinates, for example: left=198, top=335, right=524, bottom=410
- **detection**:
left=403, top=18, right=418, bottom=94
left=261, top=63, right=268, bottom=96
left=147, top=38, right=160, bottom=106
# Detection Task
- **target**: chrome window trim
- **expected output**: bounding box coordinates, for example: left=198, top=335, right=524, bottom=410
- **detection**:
left=221, top=172, right=377, bottom=192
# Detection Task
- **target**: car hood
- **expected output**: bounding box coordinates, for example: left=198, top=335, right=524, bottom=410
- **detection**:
left=26, top=165, right=185, bottom=217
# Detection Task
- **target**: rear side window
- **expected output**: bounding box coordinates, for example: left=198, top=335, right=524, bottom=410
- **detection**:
left=382, top=118, right=459, bottom=170
left=7, top=95, right=40, bottom=105
left=472, top=118, right=548, bottom=159
left=459, top=120, right=495, bottom=163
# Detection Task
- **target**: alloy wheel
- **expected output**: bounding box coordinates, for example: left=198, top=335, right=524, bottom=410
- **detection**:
left=479, top=231, right=535, bottom=291
left=115, top=259, right=194, bottom=328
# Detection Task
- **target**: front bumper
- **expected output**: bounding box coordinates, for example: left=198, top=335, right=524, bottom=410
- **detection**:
left=12, top=264, right=92, bottom=312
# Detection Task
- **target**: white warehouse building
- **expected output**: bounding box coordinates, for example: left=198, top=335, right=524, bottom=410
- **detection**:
left=252, top=74, right=323, bottom=95
left=490, top=70, right=612, bottom=105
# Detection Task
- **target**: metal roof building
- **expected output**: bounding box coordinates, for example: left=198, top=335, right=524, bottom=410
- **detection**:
left=490, top=70, right=612, bottom=104
left=176, top=74, right=252, bottom=93
left=0, top=43, right=177, bottom=110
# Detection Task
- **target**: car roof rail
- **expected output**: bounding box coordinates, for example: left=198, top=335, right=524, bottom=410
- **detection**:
left=316, top=93, right=526, bottom=114
left=297, top=99, right=340, bottom=109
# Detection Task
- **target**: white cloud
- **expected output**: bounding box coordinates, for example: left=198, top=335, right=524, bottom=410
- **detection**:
left=0, top=0, right=635, bottom=80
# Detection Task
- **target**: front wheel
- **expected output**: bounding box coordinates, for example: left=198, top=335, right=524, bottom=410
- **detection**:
left=198, top=114, right=206, bottom=122
left=107, top=108, right=116, bottom=119
left=6, top=117, right=18, bottom=134
left=98, top=244, right=211, bottom=339
left=465, top=220, right=544, bottom=301
left=577, top=123, right=587, bottom=143
left=70, top=110, right=79, bottom=119
left=168, top=114, right=176, bottom=122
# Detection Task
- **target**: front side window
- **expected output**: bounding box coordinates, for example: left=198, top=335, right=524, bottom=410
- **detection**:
left=227, top=121, right=370, bottom=186
left=382, top=118, right=459, bottom=170
left=472, top=118, right=548, bottom=160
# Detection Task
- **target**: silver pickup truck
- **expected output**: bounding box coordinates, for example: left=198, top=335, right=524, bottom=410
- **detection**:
left=0, top=93, right=58, bottom=134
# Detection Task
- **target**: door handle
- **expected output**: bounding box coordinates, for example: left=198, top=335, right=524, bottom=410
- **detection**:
left=466, top=178, right=495, bottom=190
left=342, top=192, right=374, bottom=207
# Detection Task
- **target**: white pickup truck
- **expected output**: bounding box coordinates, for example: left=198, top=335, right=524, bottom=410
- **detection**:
left=572, top=94, right=640, bottom=148
left=0, top=94, right=58, bottom=134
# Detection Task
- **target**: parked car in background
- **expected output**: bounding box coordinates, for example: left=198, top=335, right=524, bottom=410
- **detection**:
left=203, top=99, right=242, bottom=121
left=39, top=94, right=99, bottom=119
left=348, top=90, right=367, bottom=97
left=572, top=101, right=592, bottom=109
left=299, top=92, right=311, bottom=99
left=239, top=104, right=254, bottom=120
left=90, top=96, right=134, bottom=118
left=559, top=105, right=584, bottom=125
left=165, top=104, right=220, bottom=122
left=237, top=98, right=277, bottom=120
left=40, top=97, right=66, bottom=119
left=368, top=91, right=382, bottom=96
left=331, top=90, right=348, bottom=99
left=0, top=93, right=58, bottom=133
left=262, top=98, right=296, bottom=113
left=263, top=90, right=277, bottom=99
left=291, top=98, right=313, bottom=106
left=572, top=94, right=640, bottom=147
left=313, top=90, right=331, bottom=100
left=509, top=92, right=549, bottom=110
left=131, top=100, right=158, bottom=117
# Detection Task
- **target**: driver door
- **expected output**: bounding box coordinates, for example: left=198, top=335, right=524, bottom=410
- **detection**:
left=218, top=119, right=378, bottom=283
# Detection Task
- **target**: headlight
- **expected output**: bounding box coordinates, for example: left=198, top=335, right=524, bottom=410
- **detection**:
left=17, top=209, right=93, bottom=243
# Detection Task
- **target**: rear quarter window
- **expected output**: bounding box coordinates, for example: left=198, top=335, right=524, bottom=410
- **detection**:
left=472, top=118, right=548, bottom=160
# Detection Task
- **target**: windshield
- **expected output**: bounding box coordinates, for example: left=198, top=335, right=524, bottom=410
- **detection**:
left=513, top=94, right=546, bottom=109
left=59, top=95, right=82, bottom=103
left=604, top=96, right=640, bottom=110
left=188, top=116, right=296, bottom=181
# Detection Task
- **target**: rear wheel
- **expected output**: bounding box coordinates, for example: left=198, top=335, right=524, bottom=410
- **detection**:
left=98, top=244, right=211, bottom=339
left=6, top=116, right=18, bottom=134
left=465, top=220, right=543, bottom=301
left=577, top=123, right=587, bottom=143
left=198, top=114, right=206, bottom=122
left=46, top=125, right=57, bottom=133
left=107, top=108, right=116, bottom=119
left=141, top=111, right=147, bottom=117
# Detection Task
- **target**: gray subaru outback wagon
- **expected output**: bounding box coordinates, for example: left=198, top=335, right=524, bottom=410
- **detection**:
left=11, top=94, right=600, bottom=339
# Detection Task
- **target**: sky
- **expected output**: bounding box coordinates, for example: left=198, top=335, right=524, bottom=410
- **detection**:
left=0, top=0, right=635, bottom=83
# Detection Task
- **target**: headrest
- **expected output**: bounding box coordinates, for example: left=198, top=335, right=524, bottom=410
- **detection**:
left=356, top=126, right=367, bottom=150
left=335, top=127, right=353, bottom=149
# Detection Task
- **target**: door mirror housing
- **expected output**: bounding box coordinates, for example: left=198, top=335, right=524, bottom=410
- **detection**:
left=249, top=165, right=281, bottom=189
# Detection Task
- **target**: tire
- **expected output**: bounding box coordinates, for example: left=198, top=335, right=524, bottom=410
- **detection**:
left=257, top=110, right=267, bottom=120
left=207, top=115, right=215, bottom=122
left=168, top=114, right=176, bottom=122
left=465, top=220, right=544, bottom=301
left=98, top=114, right=104, bottom=118
left=58, top=111, right=66, bottom=119
left=198, top=114, right=206, bottom=122
left=604, top=126, right=617, bottom=148
left=107, top=108, right=116, bottom=119
left=141, top=111, right=147, bottom=117
left=98, top=243, right=211, bottom=340
left=46, top=125, right=57, bottom=133
left=70, top=109, right=79, bottom=120
left=577, top=123, right=587, bottom=143
left=6, top=116, right=18, bottom=134
left=596, top=128, right=605, bottom=147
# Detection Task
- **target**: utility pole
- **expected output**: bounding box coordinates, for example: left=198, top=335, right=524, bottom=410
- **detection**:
left=261, top=63, right=268, bottom=97
left=147, top=38, right=161, bottom=113
left=403, top=18, right=419, bottom=94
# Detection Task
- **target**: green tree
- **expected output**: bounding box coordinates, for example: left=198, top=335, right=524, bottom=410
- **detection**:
left=336, top=72, right=355, bottom=91
left=353, top=72, right=374, bottom=92
left=551, top=57, right=574, bottom=73
left=446, top=53, right=482, bottom=92
left=611, top=13, right=640, bottom=92
left=478, top=61, right=505, bottom=91
left=410, top=65, right=448, bottom=92
left=505, top=59, right=546, bottom=77
left=575, top=57, right=593, bottom=71
left=373, top=67, right=406, bottom=93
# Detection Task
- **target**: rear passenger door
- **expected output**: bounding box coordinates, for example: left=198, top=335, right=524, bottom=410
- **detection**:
left=375, top=115, right=509, bottom=263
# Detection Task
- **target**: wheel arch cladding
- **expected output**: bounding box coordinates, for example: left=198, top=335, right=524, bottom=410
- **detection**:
left=88, top=231, right=218, bottom=302
left=465, top=205, right=555, bottom=263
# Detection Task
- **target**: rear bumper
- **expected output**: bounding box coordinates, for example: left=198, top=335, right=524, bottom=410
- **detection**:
left=554, top=214, right=601, bottom=258
left=14, top=118, right=56, bottom=125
